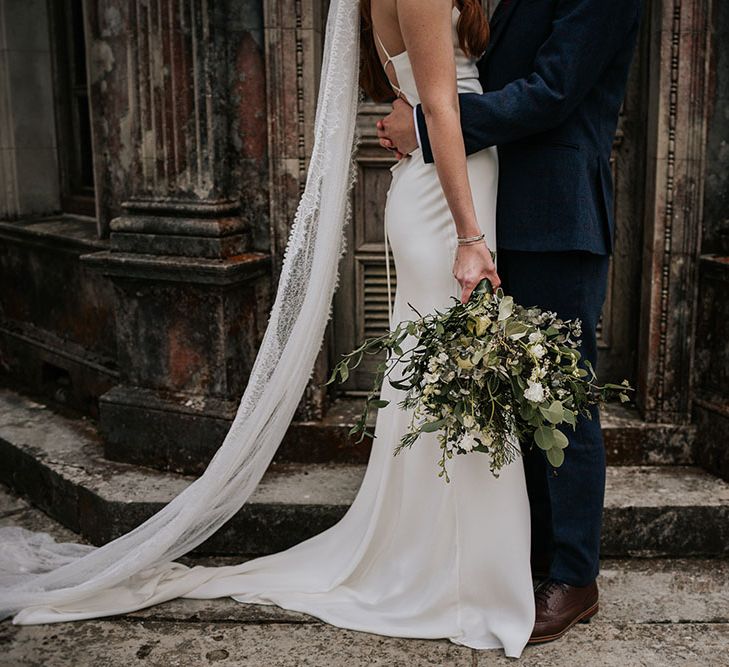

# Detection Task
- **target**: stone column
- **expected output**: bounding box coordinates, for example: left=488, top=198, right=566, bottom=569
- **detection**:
left=82, top=0, right=272, bottom=472
left=637, top=0, right=712, bottom=423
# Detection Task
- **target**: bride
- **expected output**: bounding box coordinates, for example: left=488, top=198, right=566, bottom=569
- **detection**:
left=0, top=0, right=534, bottom=657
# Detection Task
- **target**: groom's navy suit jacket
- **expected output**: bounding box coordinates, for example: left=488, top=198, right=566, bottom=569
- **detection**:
left=415, top=0, right=643, bottom=255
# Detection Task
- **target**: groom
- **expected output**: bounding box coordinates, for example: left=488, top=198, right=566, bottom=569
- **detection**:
left=377, top=0, right=642, bottom=644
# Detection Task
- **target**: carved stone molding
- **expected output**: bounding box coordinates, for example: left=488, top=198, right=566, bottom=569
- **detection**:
left=263, top=0, right=329, bottom=420
left=637, top=0, right=713, bottom=423
left=124, top=0, right=228, bottom=201
left=263, top=0, right=324, bottom=277
left=86, top=0, right=268, bottom=239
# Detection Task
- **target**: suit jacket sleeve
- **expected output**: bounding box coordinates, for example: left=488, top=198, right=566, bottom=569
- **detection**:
left=415, top=0, right=642, bottom=163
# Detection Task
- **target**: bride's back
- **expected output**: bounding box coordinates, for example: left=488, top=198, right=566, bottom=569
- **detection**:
left=370, top=0, right=482, bottom=106
left=364, top=0, right=485, bottom=106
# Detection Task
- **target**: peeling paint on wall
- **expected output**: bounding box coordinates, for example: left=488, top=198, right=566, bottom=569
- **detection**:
left=89, top=39, right=115, bottom=85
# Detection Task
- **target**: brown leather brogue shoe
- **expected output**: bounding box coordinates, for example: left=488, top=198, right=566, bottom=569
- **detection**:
left=528, top=579, right=599, bottom=644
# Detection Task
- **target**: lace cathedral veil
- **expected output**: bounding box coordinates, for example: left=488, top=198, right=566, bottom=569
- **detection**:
left=0, top=0, right=362, bottom=623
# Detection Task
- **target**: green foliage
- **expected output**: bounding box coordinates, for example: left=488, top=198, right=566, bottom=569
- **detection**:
left=324, top=279, right=634, bottom=481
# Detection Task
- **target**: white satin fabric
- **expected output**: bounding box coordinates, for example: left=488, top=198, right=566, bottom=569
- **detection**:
left=4, top=5, right=534, bottom=658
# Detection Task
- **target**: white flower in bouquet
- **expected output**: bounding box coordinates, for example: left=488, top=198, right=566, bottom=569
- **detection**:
left=423, top=371, right=439, bottom=384
left=463, top=414, right=477, bottom=430
left=459, top=432, right=479, bottom=452
left=524, top=380, right=546, bottom=404
left=530, top=343, right=546, bottom=359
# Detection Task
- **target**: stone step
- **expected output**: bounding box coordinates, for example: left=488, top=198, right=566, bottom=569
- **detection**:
left=3, top=556, right=728, bottom=666
left=0, top=387, right=726, bottom=558
left=278, top=398, right=696, bottom=468
left=2, top=489, right=728, bottom=665
left=103, top=395, right=697, bottom=475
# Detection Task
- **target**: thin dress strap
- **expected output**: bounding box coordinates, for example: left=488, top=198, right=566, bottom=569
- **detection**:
left=374, top=29, right=393, bottom=61
left=373, top=29, right=403, bottom=97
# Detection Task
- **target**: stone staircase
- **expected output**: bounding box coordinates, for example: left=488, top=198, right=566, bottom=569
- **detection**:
left=101, top=391, right=698, bottom=474
left=1, top=386, right=728, bottom=558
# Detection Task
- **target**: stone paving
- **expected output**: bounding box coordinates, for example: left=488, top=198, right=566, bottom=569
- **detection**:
left=1, top=486, right=728, bottom=666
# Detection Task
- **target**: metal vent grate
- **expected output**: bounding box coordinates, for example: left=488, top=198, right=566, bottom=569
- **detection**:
left=361, top=258, right=397, bottom=338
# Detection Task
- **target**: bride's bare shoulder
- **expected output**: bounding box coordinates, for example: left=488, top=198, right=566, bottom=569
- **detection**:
left=368, top=0, right=403, bottom=48
left=369, top=0, right=454, bottom=54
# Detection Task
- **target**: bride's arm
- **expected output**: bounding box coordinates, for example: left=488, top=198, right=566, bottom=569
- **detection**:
left=397, top=0, right=499, bottom=301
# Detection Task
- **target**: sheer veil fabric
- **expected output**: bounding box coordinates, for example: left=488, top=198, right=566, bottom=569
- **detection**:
left=0, top=0, right=362, bottom=622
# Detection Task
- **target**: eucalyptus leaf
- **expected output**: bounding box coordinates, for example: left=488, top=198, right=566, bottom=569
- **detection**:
left=519, top=402, right=535, bottom=421
left=505, top=321, right=529, bottom=339
left=421, top=419, right=446, bottom=433
left=552, top=428, right=569, bottom=449
left=534, top=425, right=556, bottom=450
left=546, top=447, right=565, bottom=467
left=498, top=296, right=514, bottom=321
left=539, top=400, right=564, bottom=425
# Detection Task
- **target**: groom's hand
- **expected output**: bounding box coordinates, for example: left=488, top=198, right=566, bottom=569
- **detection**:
left=377, top=98, right=418, bottom=159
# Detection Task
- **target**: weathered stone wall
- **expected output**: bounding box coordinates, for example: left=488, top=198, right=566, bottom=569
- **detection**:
left=693, top=0, right=729, bottom=482
left=225, top=0, right=269, bottom=252
left=84, top=1, right=133, bottom=237
left=0, top=1, right=116, bottom=415
left=0, top=219, right=117, bottom=417
left=702, top=0, right=729, bottom=255
left=694, top=255, right=729, bottom=482
left=0, top=0, right=60, bottom=218
left=0, top=0, right=725, bottom=476
left=636, top=0, right=713, bottom=424
left=0, top=0, right=273, bottom=449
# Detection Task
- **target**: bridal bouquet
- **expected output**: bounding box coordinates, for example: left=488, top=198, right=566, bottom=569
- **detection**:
left=326, top=279, right=632, bottom=482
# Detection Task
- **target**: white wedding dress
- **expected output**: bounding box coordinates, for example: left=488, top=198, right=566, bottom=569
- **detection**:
left=2, top=5, right=534, bottom=658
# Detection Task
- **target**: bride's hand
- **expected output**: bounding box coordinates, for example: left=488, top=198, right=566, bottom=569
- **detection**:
left=453, top=242, right=501, bottom=304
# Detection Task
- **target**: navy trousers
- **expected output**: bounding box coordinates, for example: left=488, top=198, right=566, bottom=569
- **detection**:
left=497, top=249, right=611, bottom=587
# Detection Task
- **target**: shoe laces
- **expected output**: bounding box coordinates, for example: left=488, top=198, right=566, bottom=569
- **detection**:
left=535, top=580, right=568, bottom=608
